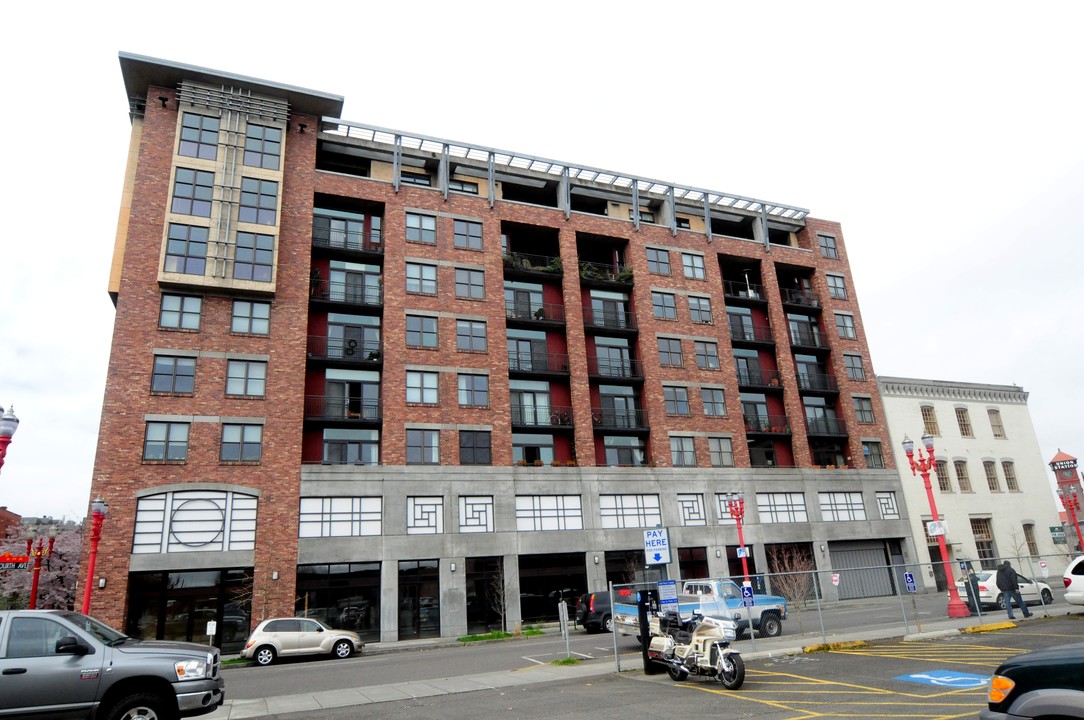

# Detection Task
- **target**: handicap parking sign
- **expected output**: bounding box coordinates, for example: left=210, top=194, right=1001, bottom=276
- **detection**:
left=904, top=571, right=916, bottom=593
left=741, top=584, right=755, bottom=608
left=895, top=670, right=989, bottom=688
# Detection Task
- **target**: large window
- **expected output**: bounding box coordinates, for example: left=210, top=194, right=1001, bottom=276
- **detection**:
left=646, top=248, right=671, bottom=275
left=133, top=490, right=257, bottom=553
left=955, top=460, right=973, bottom=492
left=221, top=424, right=262, bottom=463
left=406, top=262, right=437, bottom=295
left=755, top=492, right=808, bottom=523
left=455, top=268, right=485, bottom=300
left=323, top=429, right=380, bottom=465
left=171, top=168, right=214, bottom=217
left=984, top=461, right=1001, bottom=492
left=457, top=374, right=489, bottom=407
left=1003, top=461, right=1019, bottom=491
left=708, top=437, right=734, bottom=467
left=652, top=291, right=677, bottom=320
left=694, top=341, right=719, bottom=370
left=970, top=518, right=996, bottom=568
left=299, top=498, right=381, bottom=538
left=843, top=354, right=865, bottom=381
left=670, top=436, right=696, bottom=467
left=151, top=356, right=195, bottom=394
left=826, top=275, right=847, bottom=300
left=238, top=178, right=278, bottom=225
left=701, top=387, right=726, bottom=417
left=819, top=492, right=866, bottom=521
left=459, top=430, right=492, bottom=465
left=226, top=360, right=267, bottom=398
left=834, top=312, right=857, bottom=340
left=664, top=386, right=691, bottom=416
left=689, top=296, right=713, bottom=324
left=160, top=295, right=202, bottom=331
left=515, top=495, right=583, bottom=531
left=243, top=124, right=282, bottom=170
left=453, top=220, right=483, bottom=250
left=406, top=371, right=439, bottom=404
left=143, top=422, right=189, bottom=461
left=231, top=300, right=269, bottom=335
left=406, top=213, right=437, bottom=244
left=599, top=494, right=662, bottom=529
left=178, top=113, right=219, bottom=160
left=164, top=223, right=208, bottom=275
left=658, top=337, right=683, bottom=367
left=406, top=315, right=438, bottom=348
left=406, top=429, right=439, bottom=464
left=233, top=232, right=274, bottom=282
left=682, top=253, right=705, bottom=279
left=956, top=407, right=973, bottom=437
left=456, top=320, right=487, bottom=352
left=935, top=460, right=952, bottom=492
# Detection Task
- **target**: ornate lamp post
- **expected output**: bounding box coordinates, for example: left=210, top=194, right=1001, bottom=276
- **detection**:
left=723, top=491, right=751, bottom=586
left=81, top=497, right=109, bottom=614
left=1049, top=451, right=1084, bottom=552
left=26, top=525, right=57, bottom=610
left=0, top=405, right=19, bottom=476
left=902, top=433, right=970, bottom=618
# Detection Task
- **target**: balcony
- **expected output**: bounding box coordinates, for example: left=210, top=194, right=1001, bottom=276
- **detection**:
left=736, top=369, right=782, bottom=390
left=510, top=404, right=575, bottom=429
left=502, top=252, right=563, bottom=275
left=796, top=372, right=839, bottom=393
left=583, top=306, right=637, bottom=333
left=586, top=356, right=643, bottom=381
left=591, top=407, right=648, bottom=431
left=780, top=288, right=821, bottom=309
left=805, top=417, right=847, bottom=436
left=729, top=323, right=775, bottom=345
left=312, top=227, right=383, bottom=256
left=307, top=336, right=382, bottom=364
left=304, top=395, right=381, bottom=423
left=504, top=301, right=566, bottom=325
left=789, top=327, right=827, bottom=350
left=310, top=281, right=383, bottom=308
left=744, top=415, right=792, bottom=434
left=579, top=260, right=633, bottom=284
left=723, top=279, right=766, bottom=301
left=507, top=351, right=570, bottom=375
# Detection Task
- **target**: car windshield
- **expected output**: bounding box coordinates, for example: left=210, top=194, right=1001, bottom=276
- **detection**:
left=53, top=611, right=128, bottom=645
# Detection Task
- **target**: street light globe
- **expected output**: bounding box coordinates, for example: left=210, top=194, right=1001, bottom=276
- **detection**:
left=91, top=497, right=109, bottom=517
left=0, top=405, right=18, bottom=439
left=901, top=436, right=914, bottom=455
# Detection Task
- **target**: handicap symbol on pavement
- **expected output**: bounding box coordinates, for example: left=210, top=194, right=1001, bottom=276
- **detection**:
left=894, top=670, right=989, bottom=688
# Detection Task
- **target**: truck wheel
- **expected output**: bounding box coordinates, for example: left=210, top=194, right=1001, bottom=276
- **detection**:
left=759, top=612, right=783, bottom=638
left=667, top=665, right=689, bottom=682
left=717, top=654, right=745, bottom=690
left=332, top=639, right=353, bottom=659
left=105, top=692, right=174, bottom=720
left=603, top=615, right=614, bottom=633
left=254, top=645, right=276, bottom=666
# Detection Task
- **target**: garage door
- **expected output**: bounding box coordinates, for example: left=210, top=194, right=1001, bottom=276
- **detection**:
left=829, top=546, right=894, bottom=599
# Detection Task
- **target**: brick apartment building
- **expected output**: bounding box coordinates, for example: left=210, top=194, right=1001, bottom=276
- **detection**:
left=86, top=52, right=914, bottom=649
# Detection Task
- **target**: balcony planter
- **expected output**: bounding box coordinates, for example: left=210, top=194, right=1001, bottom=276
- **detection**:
left=532, top=460, right=544, bottom=467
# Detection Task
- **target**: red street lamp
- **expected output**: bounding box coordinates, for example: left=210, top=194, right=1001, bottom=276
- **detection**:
left=1049, top=451, right=1084, bottom=553
left=723, top=491, right=751, bottom=586
left=26, top=525, right=57, bottom=610
left=81, top=497, right=109, bottom=615
left=902, top=433, right=971, bottom=618
left=0, top=405, right=19, bottom=476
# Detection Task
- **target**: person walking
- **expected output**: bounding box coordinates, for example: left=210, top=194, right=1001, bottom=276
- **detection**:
left=995, top=560, right=1032, bottom=620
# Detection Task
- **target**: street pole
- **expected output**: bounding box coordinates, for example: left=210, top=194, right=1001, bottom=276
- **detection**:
left=26, top=527, right=57, bottom=610
left=724, top=492, right=751, bottom=585
left=81, top=497, right=109, bottom=614
left=0, top=405, right=19, bottom=476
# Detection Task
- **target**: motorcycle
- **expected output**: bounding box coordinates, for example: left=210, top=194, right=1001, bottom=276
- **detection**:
left=647, top=610, right=745, bottom=689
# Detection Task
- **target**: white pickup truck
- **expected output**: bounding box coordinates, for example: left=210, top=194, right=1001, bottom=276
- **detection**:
left=613, top=579, right=788, bottom=639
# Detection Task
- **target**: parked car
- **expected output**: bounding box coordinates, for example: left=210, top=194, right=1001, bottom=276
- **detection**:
left=241, top=617, right=363, bottom=666
left=955, top=570, right=1053, bottom=610
left=1063, top=555, right=1084, bottom=605
left=575, top=592, right=613, bottom=633
left=982, top=641, right=1084, bottom=719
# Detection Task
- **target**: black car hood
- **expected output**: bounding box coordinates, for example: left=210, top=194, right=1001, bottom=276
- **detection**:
left=1001, top=642, right=1084, bottom=669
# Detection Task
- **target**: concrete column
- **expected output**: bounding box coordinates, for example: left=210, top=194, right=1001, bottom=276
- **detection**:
left=503, top=553, right=522, bottom=632
left=441, top=557, right=467, bottom=638
left=380, top=560, right=399, bottom=642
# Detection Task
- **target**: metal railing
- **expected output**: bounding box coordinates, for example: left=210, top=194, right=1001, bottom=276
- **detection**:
left=579, top=260, right=633, bottom=282
left=503, top=252, right=562, bottom=273
left=781, top=288, right=821, bottom=307
left=586, top=356, right=643, bottom=379
left=307, top=336, right=382, bottom=362
left=310, top=281, right=383, bottom=306
left=304, top=396, right=381, bottom=421
left=723, top=279, right=765, bottom=300
left=504, top=301, right=566, bottom=323
left=312, top=227, right=384, bottom=254
left=507, top=352, right=570, bottom=374
left=789, top=327, right=826, bottom=348
left=729, top=323, right=774, bottom=343
left=805, top=416, right=847, bottom=435
left=743, top=415, right=791, bottom=433
left=736, top=369, right=782, bottom=388
left=796, top=372, right=838, bottom=392
left=510, top=404, right=575, bottom=428
left=591, top=407, right=648, bottom=429
left=583, top=306, right=637, bottom=330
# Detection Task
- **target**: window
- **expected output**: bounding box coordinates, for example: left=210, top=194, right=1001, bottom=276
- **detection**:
left=658, top=337, right=683, bottom=367
left=456, top=320, right=487, bottom=352
left=453, top=219, right=483, bottom=250
left=708, top=437, right=734, bottom=467
left=970, top=518, right=996, bottom=568
left=921, top=406, right=940, bottom=436
left=664, top=386, right=691, bottom=415
left=843, top=354, right=865, bottom=381
left=956, top=407, right=973, bottom=437
left=449, top=179, right=479, bottom=194
left=853, top=396, right=875, bottom=424
left=238, top=178, right=278, bottom=225
left=1023, top=523, right=1038, bottom=555
left=459, top=430, right=492, bottom=465
left=232, top=300, right=269, bottom=335
left=599, top=495, right=662, bottom=529
left=827, top=275, right=847, bottom=300
left=652, top=291, right=677, bottom=320
left=160, top=294, right=202, bottom=330
left=226, top=360, right=267, bottom=398
left=405, top=315, right=438, bottom=348
left=988, top=409, right=1006, bottom=438
left=676, top=217, right=691, bottom=229
left=164, top=223, right=208, bottom=275
left=670, top=436, right=696, bottom=467
left=406, top=429, right=439, bottom=464
left=406, top=497, right=443, bottom=534
left=755, top=492, right=808, bottom=523
left=457, top=374, right=489, bottom=407
left=406, top=213, right=436, bottom=243
left=689, top=296, right=713, bottom=324
left=299, top=497, right=382, bottom=538
left=835, top=313, right=857, bottom=340
left=178, top=113, right=219, bottom=160
left=694, top=341, right=719, bottom=370
left=171, top=168, right=214, bottom=217
left=646, top=248, right=671, bottom=275
left=630, top=208, right=655, bottom=223
left=5, top=616, right=71, bottom=658
left=984, top=461, right=1001, bottom=492
left=233, top=232, right=274, bottom=282
left=876, top=491, right=900, bottom=519
left=221, top=424, right=262, bottom=462
left=701, top=388, right=727, bottom=417
left=460, top=496, right=493, bottom=532
left=144, top=421, right=189, bottom=461
left=405, top=262, right=437, bottom=294
left=455, top=268, right=485, bottom=300
left=955, top=460, right=973, bottom=492
left=935, top=460, right=952, bottom=492
left=682, top=253, right=705, bottom=279
left=322, top=429, right=380, bottom=465
left=400, top=171, right=432, bottom=187
left=406, top=371, right=438, bottom=404
left=819, top=492, right=867, bottom=521
left=862, top=441, right=884, bottom=469
left=243, top=124, right=282, bottom=170
left=1003, top=461, right=1019, bottom=492
left=151, top=356, right=195, bottom=394
left=818, top=234, right=838, bottom=259
left=515, top=495, right=583, bottom=531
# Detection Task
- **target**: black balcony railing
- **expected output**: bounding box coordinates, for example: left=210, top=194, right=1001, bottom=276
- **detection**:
left=781, top=287, right=821, bottom=308
left=744, top=415, right=791, bottom=434
left=723, top=279, right=766, bottom=300
left=729, top=323, right=774, bottom=343
left=503, top=252, right=562, bottom=273
left=806, top=417, right=847, bottom=435
left=736, top=369, right=782, bottom=388
left=583, top=306, right=637, bottom=331
left=304, top=395, right=381, bottom=421
left=310, top=281, right=383, bottom=306
left=796, top=372, right=839, bottom=392
left=789, top=327, right=826, bottom=349
left=507, top=352, right=570, bottom=374
left=307, top=336, right=382, bottom=363
left=591, top=407, right=647, bottom=429
left=504, top=301, right=566, bottom=323
left=579, top=261, right=633, bottom=283
left=312, top=227, right=383, bottom=254
left=510, top=404, right=574, bottom=428
left=586, top=356, right=643, bottom=379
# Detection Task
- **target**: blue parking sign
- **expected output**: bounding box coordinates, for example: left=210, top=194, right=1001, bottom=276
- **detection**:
left=741, top=584, right=755, bottom=608
left=904, top=571, right=916, bottom=593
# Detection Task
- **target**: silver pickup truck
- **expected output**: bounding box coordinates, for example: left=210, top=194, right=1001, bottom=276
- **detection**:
left=0, top=609, right=224, bottom=719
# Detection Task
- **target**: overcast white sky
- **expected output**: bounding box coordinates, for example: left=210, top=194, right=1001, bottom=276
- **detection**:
left=2, top=1, right=1082, bottom=521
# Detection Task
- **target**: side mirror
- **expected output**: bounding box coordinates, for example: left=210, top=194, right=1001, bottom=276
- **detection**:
left=55, top=636, right=90, bottom=655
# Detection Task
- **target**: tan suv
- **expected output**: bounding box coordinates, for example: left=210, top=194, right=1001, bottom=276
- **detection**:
left=241, top=618, right=363, bottom=666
